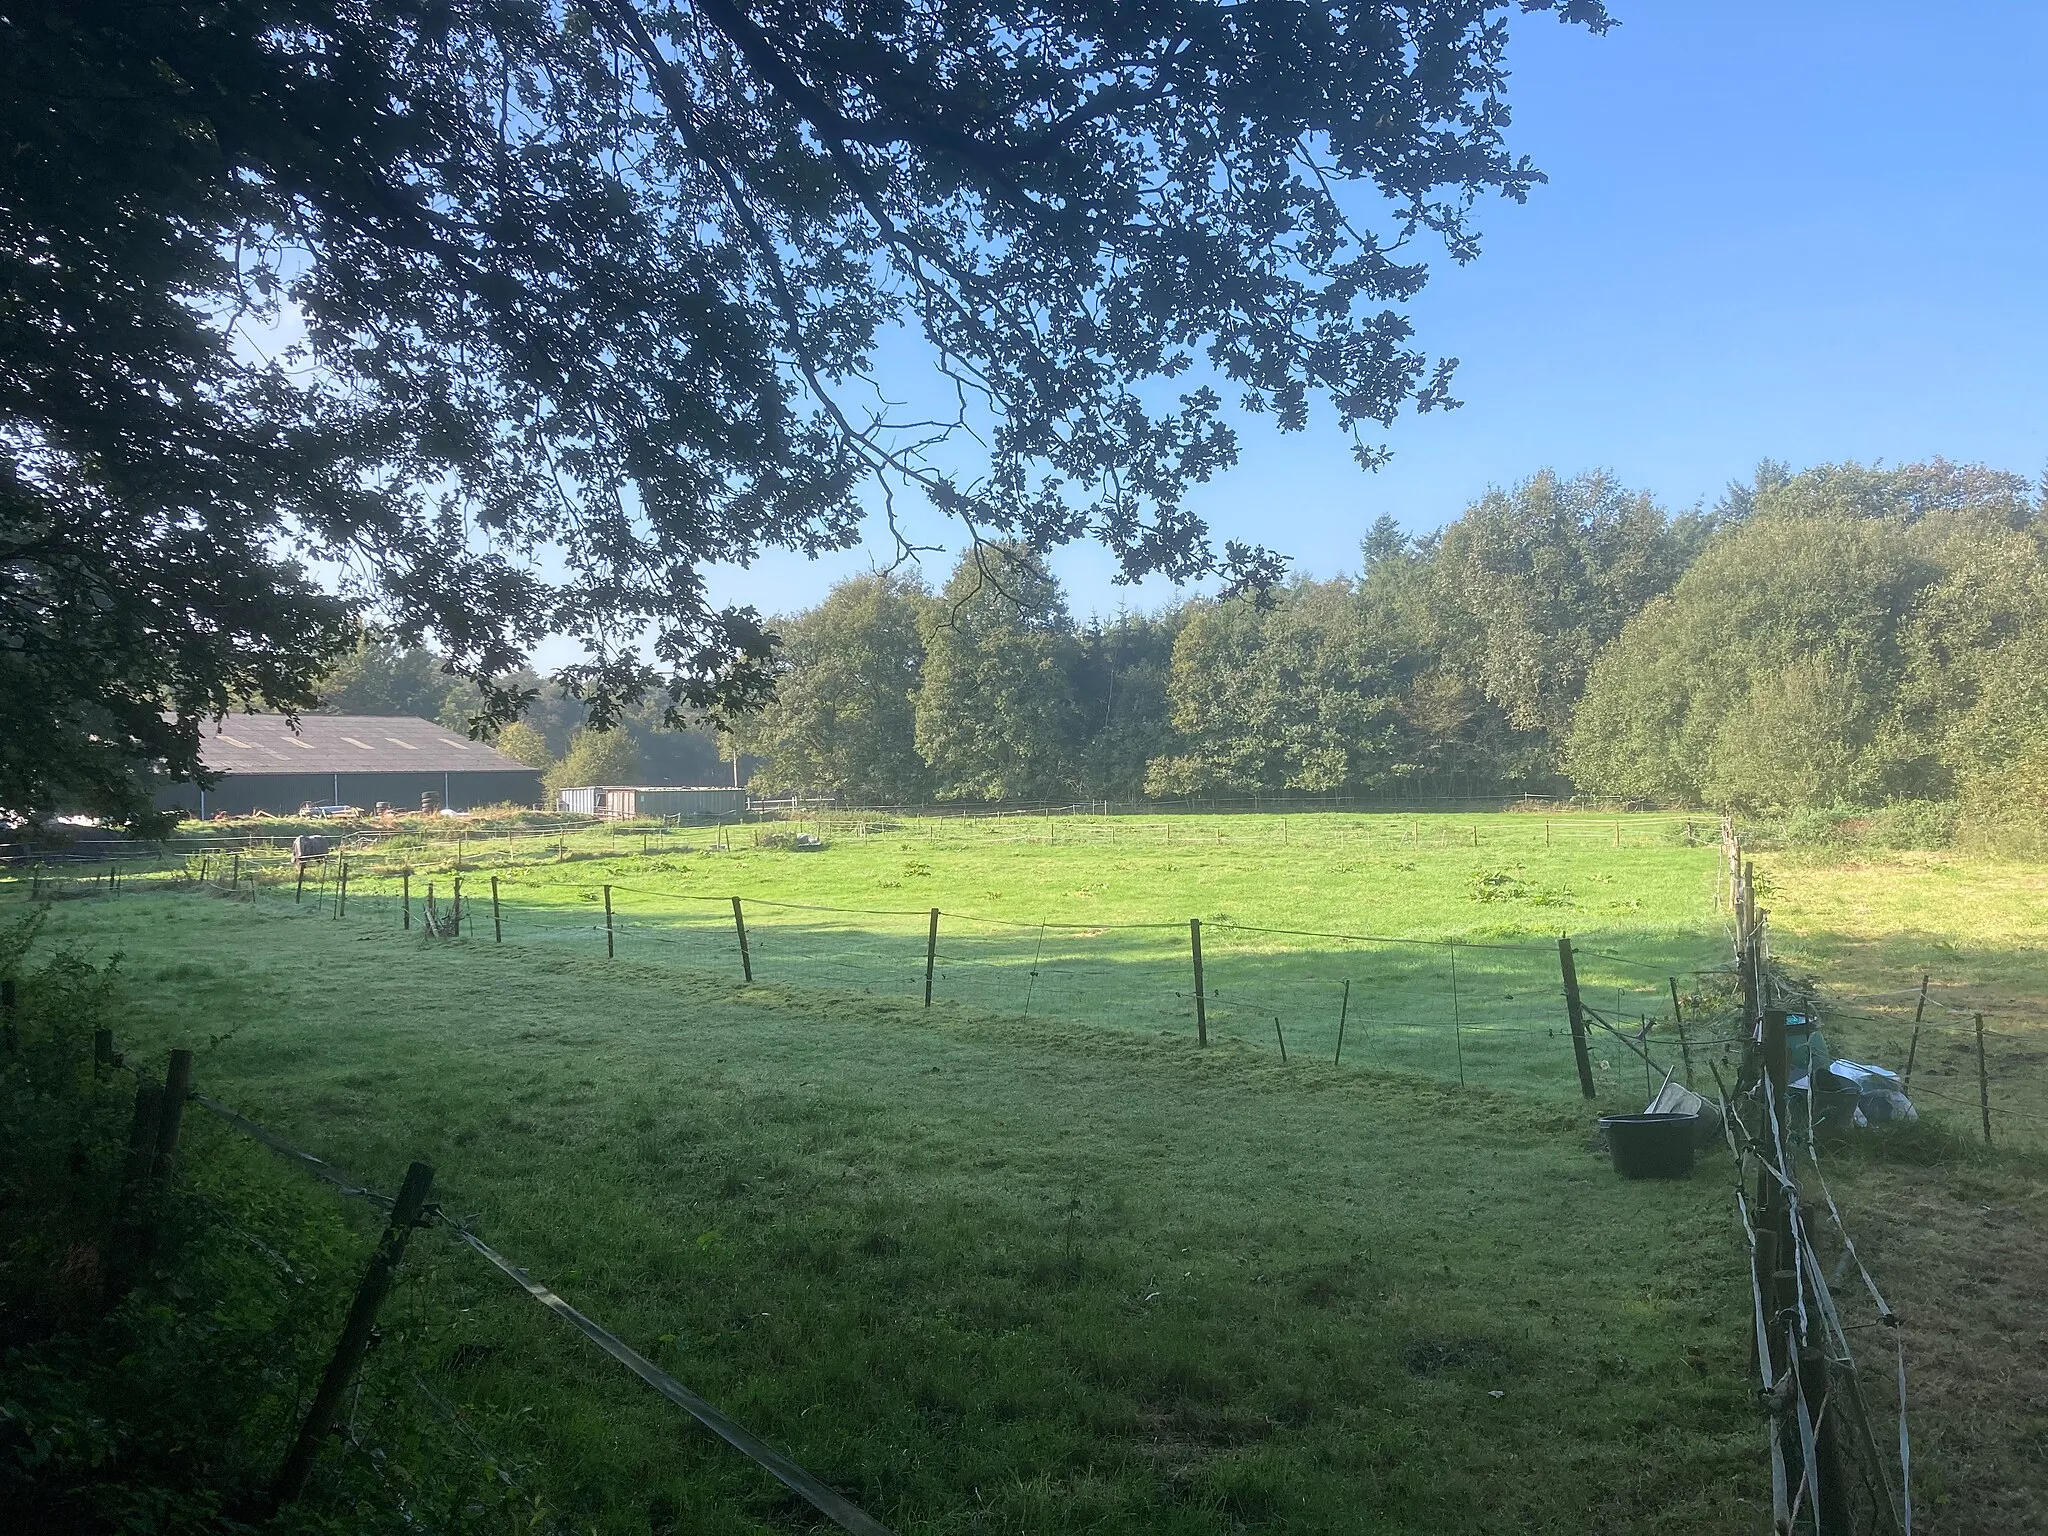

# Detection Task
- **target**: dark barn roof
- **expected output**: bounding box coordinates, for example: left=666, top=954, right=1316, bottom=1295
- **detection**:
left=197, top=715, right=532, bottom=776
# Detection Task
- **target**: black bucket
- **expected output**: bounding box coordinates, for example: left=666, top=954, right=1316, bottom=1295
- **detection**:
left=1599, top=1113, right=1698, bottom=1179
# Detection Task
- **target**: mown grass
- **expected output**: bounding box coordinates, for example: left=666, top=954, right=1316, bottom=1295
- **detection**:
left=30, top=883, right=1765, bottom=1534
left=105, top=811, right=1732, bottom=1106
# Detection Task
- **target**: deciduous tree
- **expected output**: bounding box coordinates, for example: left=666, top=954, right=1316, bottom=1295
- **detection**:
left=3, top=0, right=1610, bottom=827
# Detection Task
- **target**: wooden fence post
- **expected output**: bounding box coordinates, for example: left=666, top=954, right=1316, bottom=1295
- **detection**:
left=1975, top=1013, right=1993, bottom=1145
left=1761, top=1007, right=1790, bottom=1146
left=924, top=908, right=939, bottom=1007
left=122, top=1083, right=162, bottom=1193
left=1189, top=918, right=1208, bottom=1047
left=295, top=862, right=305, bottom=904
left=452, top=876, right=462, bottom=936
left=270, top=1161, right=436, bottom=1510
left=1450, top=940, right=1464, bottom=1088
left=337, top=858, right=348, bottom=918
left=603, top=884, right=613, bottom=958
left=232, top=853, right=241, bottom=888
left=731, top=896, right=751, bottom=981
left=492, top=876, right=502, bottom=943
left=1558, top=936, right=1597, bottom=1099
left=150, top=1049, right=194, bottom=1190
left=1334, top=978, right=1350, bottom=1066
left=401, top=871, right=410, bottom=930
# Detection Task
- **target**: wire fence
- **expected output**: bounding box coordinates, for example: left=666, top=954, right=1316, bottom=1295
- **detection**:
left=13, top=824, right=2038, bottom=1139
left=7, top=841, right=1737, bottom=1106
left=167, top=1079, right=896, bottom=1533
left=1, top=806, right=1715, bottom=871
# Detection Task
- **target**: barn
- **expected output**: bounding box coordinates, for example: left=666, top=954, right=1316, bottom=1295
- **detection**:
left=154, top=715, right=544, bottom=817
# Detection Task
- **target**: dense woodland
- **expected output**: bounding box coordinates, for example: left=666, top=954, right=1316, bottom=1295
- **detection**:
left=325, top=459, right=2048, bottom=824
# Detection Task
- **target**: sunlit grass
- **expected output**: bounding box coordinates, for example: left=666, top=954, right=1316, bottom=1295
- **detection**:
left=31, top=865, right=1764, bottom=1535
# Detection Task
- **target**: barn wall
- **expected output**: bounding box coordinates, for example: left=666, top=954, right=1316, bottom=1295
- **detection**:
left=157, top=770, right=543, bottom=816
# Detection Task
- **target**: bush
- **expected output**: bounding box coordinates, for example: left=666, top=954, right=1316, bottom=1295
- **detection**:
left=0, top=911, right=521, bottom=1532
left=1741, top=800, right=1959, bottom=853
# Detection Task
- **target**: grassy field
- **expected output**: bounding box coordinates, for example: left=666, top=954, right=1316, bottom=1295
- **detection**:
left=15, top=812, right=1770, bottom=1534
left=113, top=811, right=1737, bottom=1105
left=19, top=810, right=2043, bottom=1531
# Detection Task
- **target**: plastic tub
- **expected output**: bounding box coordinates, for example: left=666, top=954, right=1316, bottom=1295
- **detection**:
left=1598, top=1113, right=1698, bottom=1179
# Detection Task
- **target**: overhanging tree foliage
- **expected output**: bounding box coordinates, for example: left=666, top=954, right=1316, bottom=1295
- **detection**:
left=3, top=0, right=1610, bottom=828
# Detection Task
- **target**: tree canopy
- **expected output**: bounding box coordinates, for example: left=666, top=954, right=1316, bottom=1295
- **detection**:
left=725, top=459, right=2048, bottom=829
left=1568, top=462, right=2047, bottom=811
left=3, top=0, right=1610, bottom=829
left=735, top=573, right=930, bottom=803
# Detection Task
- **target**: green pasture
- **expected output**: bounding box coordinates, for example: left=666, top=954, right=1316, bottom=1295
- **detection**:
left=97, top=811, right=1736, bottom=1102
left=30, top=884, right=1762, bottom=1534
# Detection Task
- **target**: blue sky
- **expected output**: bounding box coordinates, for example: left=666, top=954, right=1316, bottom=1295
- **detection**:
left=699, top=0, right=2048, bottom=625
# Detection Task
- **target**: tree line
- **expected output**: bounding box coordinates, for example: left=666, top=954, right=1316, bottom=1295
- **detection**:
left=722, top=460, right=2048, bottom=819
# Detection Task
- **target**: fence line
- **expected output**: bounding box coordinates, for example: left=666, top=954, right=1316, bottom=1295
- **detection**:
left=1720, top=823, right=1910, bottom=1534
left=1, top=845, right=1763, bottom=1102
left=185, top=1087, right=895, bottom=1535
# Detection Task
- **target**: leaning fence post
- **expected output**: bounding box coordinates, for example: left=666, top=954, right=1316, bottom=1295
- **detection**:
left=491, top=876, right=502, bottom=943
left=1273, top=1015, right=1288, bottom=1063
left=150, top=1048, right=195, bottom=1190
left=1189, top=918, right=1208, bottom=1047
left=1975, top=1013, right=1993, bottom=1145
left=1558, top=936, right=1596, bottom=1099
left=1334, top=978, right=1350, bottom=1066
left=1670, top=976, right=1694, bottom=1087
left=270, top=1161, right=437, bottom=1510
left=731, top=896, right=752, bottom=981
left=108, top=1079, right=165, bottom=1281
left=924, top=908, right=939, bottom=1007
left=602, top=884, right=613, bottom=957
left=1902, top=972, right=1929, bottom=1092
